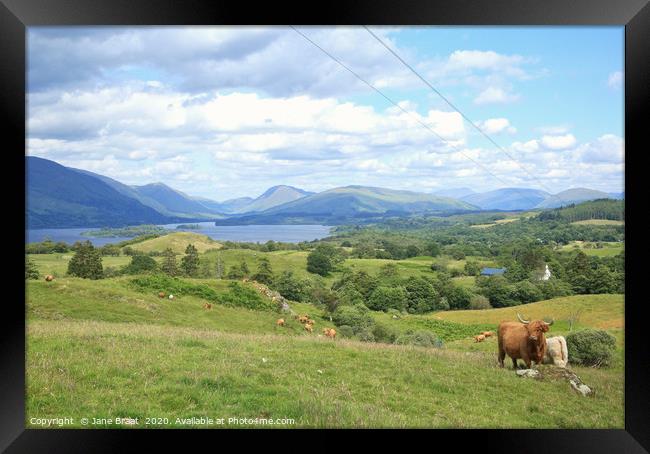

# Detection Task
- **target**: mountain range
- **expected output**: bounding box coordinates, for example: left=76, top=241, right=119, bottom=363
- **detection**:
left=26, top=156, right=623, bottom=228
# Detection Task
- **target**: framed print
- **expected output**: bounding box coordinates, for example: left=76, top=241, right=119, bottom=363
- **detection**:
left=2, top=0, right=649, bottom=450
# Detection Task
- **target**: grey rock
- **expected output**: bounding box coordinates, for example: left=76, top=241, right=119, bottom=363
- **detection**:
left=516, top=369, right=540, bottom=378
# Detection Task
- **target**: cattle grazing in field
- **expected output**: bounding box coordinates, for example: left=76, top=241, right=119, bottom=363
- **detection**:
left=304, top=324, right=313, bottom=333
left=322, top=328, right=336, bottom=339
left=158, top=291, right=165, bottom=298
left=474, top=334, right=486, bottom=343
left=276, top=318, right=285, bottom=327
left=544, top=336, right=568, bottom=368
left=203, top=303, right=212, bottom=310
left=498, top=313, right=554, bottom=369
left=482, top=331, right=494, bottom=338
left=298, top=315, right=310, bottom=324
left=44, top=275, right=54, bottom=282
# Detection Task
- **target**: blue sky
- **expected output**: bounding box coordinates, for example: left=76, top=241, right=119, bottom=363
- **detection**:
left=26, top=26, right=624, bottom=200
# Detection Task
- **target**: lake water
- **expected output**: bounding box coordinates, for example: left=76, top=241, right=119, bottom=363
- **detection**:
left=26, top=223, right=333, bottom=246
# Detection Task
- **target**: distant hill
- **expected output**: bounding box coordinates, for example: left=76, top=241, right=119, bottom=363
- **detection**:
left=132, top=183, right=221, bottom=217
left=216, top=185, right=476, bottom=225
left=433, top=187, right=475, bottom=199
left=536, top=188, right=612, bottom=209
left=194, top=186, right=311, bottom=214
left=71, top=168, right=183, bottom=217
left=195, top=196, right=253, bottom=214
left=461, top=188, right=550, bottom=210
left=26, top=156, right=173, bottom=228
left=239, top=185, right=313, bottom=213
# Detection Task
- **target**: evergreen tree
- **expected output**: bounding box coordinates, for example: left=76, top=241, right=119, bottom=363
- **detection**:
left=227, top=265, right=245, bottom=280
left=25, top=257, right=40, bottom=280
left=252, top=257, right=274, bottom=285
left=67, top=240, right=103, bottom=279
left=161, top=248, right=178, bottom=276
left=215, top=252, right=224, bottom=279
left=239, top=260, right=250, bottom=277
left=180, top=244, right=200, bottom=277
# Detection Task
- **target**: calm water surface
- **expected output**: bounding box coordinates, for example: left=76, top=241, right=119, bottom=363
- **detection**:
left=26, top=223, right=333, bottom=246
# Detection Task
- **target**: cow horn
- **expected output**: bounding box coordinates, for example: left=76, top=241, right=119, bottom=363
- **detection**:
left=543, top=318, right=554, bottom=326
left=516, top=313, right=530, bottom=324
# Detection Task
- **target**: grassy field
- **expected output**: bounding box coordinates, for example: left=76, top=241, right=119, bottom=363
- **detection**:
left=433, top=294, right=623, bottom=330
left=571, top=220, right=624, bottom=226
left=26, top=269, right=624, bottom=429
left=559, top=241, right=624, bottom=257
left=28, top=253, right=136, bottom=277
left=27, top=317, right=623, bottom=428
left=132, top=232, right=222, bottom=254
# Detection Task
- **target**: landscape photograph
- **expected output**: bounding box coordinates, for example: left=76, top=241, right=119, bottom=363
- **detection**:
left=25, top=26, right=624, bottom=428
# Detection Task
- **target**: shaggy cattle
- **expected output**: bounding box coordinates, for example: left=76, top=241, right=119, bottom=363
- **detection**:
left=276, top=318, right=285, bottom=327
left=544, top=336, right=568, bottom=368
left=44, top=275, right=54, bottom=282
left=158, top=291, right=165, bottom=298
left=304, top=324, right=313, bottom=333
left=323, top=328, right=336, bottom=339
left=474, top=334, right=486, bottom=343
left=498, top=313, right=554, bottom=369
left=298, top=315, right=310, bottom=324
left=482, top=331, right=494, bottom=338
left=203, top=303, right=212, bottom=310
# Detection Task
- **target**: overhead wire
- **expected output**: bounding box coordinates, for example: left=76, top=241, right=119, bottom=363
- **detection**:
left=291, top=26, right=546, bottom=209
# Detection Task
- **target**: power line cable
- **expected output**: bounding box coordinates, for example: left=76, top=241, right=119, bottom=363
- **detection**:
left=290, top=26, right=543, bottom=209
left=363, top=26, right=568, bottom=207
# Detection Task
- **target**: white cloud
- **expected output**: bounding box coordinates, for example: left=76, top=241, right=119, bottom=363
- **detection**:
left=511, top=139, right=540, bottom=154
left=476, top=118, right=517, bottom=135
left=536, top=125, right=571, bottom=135
left=540, top=134, right=577, bottom=150
left=577, top=134, right=624, bottom=163
left=446, top=50, right=529, bottom=78
left=474, top=87, right=520, bottom=105
left=607, top=71, right=623, bottom=90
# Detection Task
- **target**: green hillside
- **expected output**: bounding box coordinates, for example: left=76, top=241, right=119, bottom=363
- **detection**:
left=131, top=232, right=222, bottom=254
left=26, top=276, right=623, bottom=428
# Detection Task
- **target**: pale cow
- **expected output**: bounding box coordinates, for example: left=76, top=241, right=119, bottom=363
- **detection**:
left=543, top=336, right=568, bottom=368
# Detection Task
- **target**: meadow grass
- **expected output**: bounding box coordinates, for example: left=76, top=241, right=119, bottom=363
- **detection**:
left=25, top=252, right=625, bottom=429
left=131, top=232, right=222, bottom=254
left=571, top=220, right=624, bottom=226
left=27, top=319, right=623, bottom=429
left=558, top=241, right=623, bottom=257
left=28, top=254, right=136, bottom=277
left=431, top=294, right=623, bottom=330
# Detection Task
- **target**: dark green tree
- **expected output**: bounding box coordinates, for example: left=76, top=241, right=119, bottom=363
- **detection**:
left=273, top=271, right=308, bottom=302
left=252, top=257, right=274, bottom=285
left=180, top=244, right=200, bottom=277
left=25, top=257, right=40, bottom=280
left=67, top=241, right=103, bottom=279
left=311, top=285, right=340, bottom=321
left=307, top=249, right=333, bottom=276
left=161, top=248, right=179, bottom=276
left=404, top=276, right=439, bottom=313
left=122, top=254, right=158, bottom=274
left=227, top=265, right=245, bottom=280
left=464, top=260, right=481, bottom=276
left=239, top=260, right=250, bottom=277
left=425, top=242, right=441, bottom=257
left=367, top=286, right=408, bottom=312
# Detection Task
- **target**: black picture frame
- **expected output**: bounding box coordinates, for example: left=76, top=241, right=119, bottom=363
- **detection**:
left=2, top=0, right=648, bottom=450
